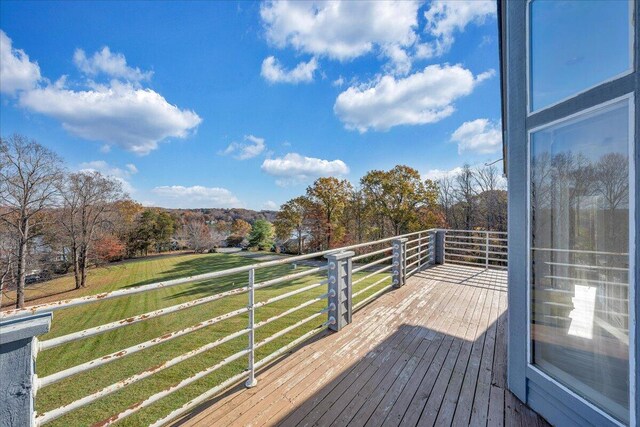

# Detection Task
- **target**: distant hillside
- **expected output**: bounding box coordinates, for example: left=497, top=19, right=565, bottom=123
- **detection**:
left=163, top=207, right=278, bottom=224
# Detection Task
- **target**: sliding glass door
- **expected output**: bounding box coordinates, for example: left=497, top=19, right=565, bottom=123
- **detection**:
left=526, top=0, right=635, bottom=424
left=530, top=97, right=632, bottom=424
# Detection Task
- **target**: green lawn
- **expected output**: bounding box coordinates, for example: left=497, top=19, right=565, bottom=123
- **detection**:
left=33, top=252, right=391, bottom=426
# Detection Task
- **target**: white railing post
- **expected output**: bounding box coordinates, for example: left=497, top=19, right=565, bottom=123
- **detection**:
left=392, top=238, right=408, bottom=287
left=0, top=313, right=52, bottom=427
left=485, top=231, right=489, bottom=269
left=245, top=268, right=257, bottom=388
left=325, top=251, right=354, bottom=332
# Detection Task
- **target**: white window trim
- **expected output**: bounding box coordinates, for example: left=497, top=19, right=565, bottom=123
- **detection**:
left=525, top=0, right=635, bottom=116
left=525, top=93, right=636, bottom=427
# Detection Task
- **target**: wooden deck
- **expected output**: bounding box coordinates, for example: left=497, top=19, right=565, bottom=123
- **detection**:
left=173, top=264, right=549, bottom=427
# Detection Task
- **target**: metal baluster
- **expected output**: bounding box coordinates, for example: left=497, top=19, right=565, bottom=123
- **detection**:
left=246, top=268, right=257, bottom=388
left=417, top=232, right=422, bottom=271
left=485, top=232, right=489, bottom=269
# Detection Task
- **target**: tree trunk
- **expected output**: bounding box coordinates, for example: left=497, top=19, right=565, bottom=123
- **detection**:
left=71, top=246, right=82, bottom=290
left=80, top=254, right=88, bottom=288
left=79, top=245, right=89, bottom=288
left=16, top=219, right=28, bottom=309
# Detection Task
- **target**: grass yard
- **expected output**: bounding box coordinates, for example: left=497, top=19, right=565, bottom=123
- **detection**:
left=29, top=252, right=392, bottom=426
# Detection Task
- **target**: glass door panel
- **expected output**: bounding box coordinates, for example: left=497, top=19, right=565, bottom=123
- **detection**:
left=530, top=98, right=631, bottom=424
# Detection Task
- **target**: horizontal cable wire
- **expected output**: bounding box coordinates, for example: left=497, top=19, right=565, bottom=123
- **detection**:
left=91, top=348, right=251, bottom=426
left=352, top=255, right=394, bottom=274
left=38, top=306, right=249, bottom=388
left=39, top=286, right=250, bottom=351
left=352, top=264, right=392, bottom=286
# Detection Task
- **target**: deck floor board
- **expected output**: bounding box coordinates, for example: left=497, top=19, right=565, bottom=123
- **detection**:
left=173, top=264, right=548, bottom=427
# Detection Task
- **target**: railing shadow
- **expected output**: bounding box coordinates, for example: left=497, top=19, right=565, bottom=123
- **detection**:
left=173, top=314, right=544, bottom=427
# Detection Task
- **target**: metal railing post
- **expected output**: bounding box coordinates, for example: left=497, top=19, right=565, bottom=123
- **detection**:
left=0, top=313, right=52, bottom=427
left=245, top=268, right=257, bottom=388
left=392, top=238, right=408, bottom=287
left=325, top=251, right=355, bottom=332
left=485, top=232, right=489, bottom=269
left=435, top=230, right=445, bottom=265
left=417, top=232, right=422, bottom=270
left=430, top=231, right=436, bottom=265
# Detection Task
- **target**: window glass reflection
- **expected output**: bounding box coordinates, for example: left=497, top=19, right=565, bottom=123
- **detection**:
left=530, top=99, right=630, bottom=423
left=529, top=0, right=632, bottom=111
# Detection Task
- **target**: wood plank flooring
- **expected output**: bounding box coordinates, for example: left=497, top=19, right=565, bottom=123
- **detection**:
left=173, top=264, right=548, bottom=427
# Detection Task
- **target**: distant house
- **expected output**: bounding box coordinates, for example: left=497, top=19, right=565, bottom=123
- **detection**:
left=278, top=232, right=311, bottom=254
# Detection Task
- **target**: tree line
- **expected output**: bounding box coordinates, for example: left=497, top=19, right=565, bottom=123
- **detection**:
left=0, top=135, right=274, bottom=308
left=274, top=164, right=507, bottom=255
left=1, top=134, right=507, bottom=308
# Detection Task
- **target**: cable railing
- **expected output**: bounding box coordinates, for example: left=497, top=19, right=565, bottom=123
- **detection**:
left=443, top=229, right=508, bottom=270
left=0, top=229, right=440, bottom=427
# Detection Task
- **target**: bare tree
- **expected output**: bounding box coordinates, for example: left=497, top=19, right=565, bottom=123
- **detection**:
left=0, top=135, right=63, bottom=308
left=0, top=220, right=16, bottom=307
left=475, top=165, right=506, bottom=230
left=181, top=216, right=214, bottom=253
left=437, top=176, right=456, bottom=228
left=596, top=152, right=629, bottom=242
left=58, top=171, right=126, bottom=289
left=454, top=164, right=476, bottom=230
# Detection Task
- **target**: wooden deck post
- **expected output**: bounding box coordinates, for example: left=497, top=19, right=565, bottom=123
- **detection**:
left=0, top=312, right=52, bottom=427
left=392, top=238, right=408, bottom=288
left=325, top=251, right=354, bottom=332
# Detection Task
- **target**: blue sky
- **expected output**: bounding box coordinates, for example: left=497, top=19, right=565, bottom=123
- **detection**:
left=0, top=0, right=501, bottom=210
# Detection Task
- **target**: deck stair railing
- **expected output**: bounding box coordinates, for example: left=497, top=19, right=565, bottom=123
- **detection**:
left=0, top=228, right=494, bottom=427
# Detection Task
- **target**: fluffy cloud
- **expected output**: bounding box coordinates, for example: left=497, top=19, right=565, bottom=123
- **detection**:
left=0, top=30, right=41, bottom=95
left=260, top=1, right=420, bottom=74
left=2, top=39, right=201, bottom=154
left=334, top=64, right=494, bottom=132
left=151, top=185, right=242, bottom=208
left=73, top=47, right=153, bottom=82
left=422, top=167, right=463, bottom=181
left=19, top=80, right=202, bottom=154
left=422, top=0, right=496, bottom=58
left=261, top=56, right=318, bottom=84
left=221, top=135, right=266, bottom=160
left=78, top=160, right=138, bottom=194
left=451, top=118, right=502, bottom=154
left=261, top=152, right=349, bottom=186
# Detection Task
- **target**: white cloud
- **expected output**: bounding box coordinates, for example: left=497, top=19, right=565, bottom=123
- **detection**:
left=19, top=80, right=202, bottom=154
left=424, top=164, right=507, bottom=189
left=423, top=167, right=463, bottom=181
left=261, top=152, right=349, bottom=186
left=73, top=47, right=153, bottom=82
left=261, top=56, right=318, bottom=84
left=151, top=185, right=242, bottom=209
left=262, top=200, right=279, bottom=210
left=451, top=118, right=502, bottom=154
left=0, top=30, right=41, bottom=95
left=260, top=1, right=420, bottom=73
left=78, top=160, right=138, bottom=194
left=334, top=64, right=494, bottom=132
left=221, top=134, right=266, bottom=160
left=382, top=44, right=413, bottom=76
left=422, top=0, right=496, bottom=58
left=332, top=76, right=345, bottom=87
